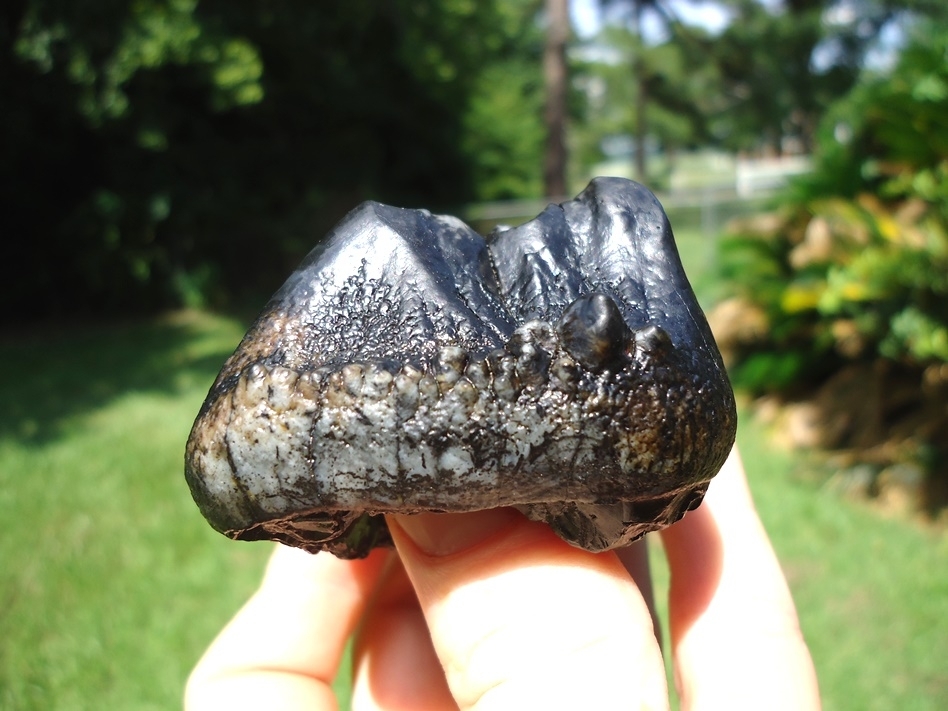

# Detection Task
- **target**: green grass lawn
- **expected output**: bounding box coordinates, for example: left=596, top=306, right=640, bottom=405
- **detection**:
left=1, top=305, right=945, bottom=710
left=0, top=312, right=275, bottom=710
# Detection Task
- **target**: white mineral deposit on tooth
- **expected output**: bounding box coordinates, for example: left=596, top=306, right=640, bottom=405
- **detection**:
left=185, top=177, right=737, bottom=558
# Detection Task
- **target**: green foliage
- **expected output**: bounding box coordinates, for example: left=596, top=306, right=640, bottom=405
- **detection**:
left=462, top=60, right=545, bottom=200
left=458, top=0, right=545, bottom=201
left=14, top=0, right=264, bottom=123
left=719, top=22, right=948, bottom=393
left=2, top=0, right=545, bottom=322
left=578, top=0, right=935, bottom=163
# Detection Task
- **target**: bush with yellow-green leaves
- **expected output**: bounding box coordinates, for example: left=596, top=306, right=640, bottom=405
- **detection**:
left=713, top=22, right=948, bottom=512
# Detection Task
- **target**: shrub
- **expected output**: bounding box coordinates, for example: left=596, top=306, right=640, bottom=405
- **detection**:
left=713, top=22, right=948, bottom=509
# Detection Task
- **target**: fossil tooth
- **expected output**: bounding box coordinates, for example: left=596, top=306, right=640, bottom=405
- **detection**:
left=185, top=177, right=737, bottom=558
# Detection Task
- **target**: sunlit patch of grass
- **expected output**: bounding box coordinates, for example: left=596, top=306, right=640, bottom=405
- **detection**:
left=0, top=312, right=271, bottom=710
left=736, top=418, right=948, bottom=711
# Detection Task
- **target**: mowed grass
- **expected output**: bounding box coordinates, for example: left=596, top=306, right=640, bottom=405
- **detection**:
left=2, top=309, right=946, bottom=707
left=0, top=312, right=276, bottom=709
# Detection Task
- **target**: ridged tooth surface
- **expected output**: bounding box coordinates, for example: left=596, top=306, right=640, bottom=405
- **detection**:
left=393, top=365, right=423, bottom=418
left=451, top=377, right=479, bottom=407
left=514, top=342, right=550, bottom=388
left=312, top=366, right=400, bottom=508
left=417, top=375, right=440, bottom=407
left=464, top=359, right=491, bottom=389
left=632, top=325, right=673, bottom=365
left=549, top=355, right=579, bottom=392
left=236, top=363, right=269, bottom=405
left=206, top=330, right=705, bottom=523
left=341, top=363, right=365, bottom=397
left=268, top=367, right=300, bottom=410
left=509, top=320, right=556, bottom=352
left=489, top=352, right=521, bottom=401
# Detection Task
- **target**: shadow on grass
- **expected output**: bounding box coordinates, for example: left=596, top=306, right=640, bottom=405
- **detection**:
left=0, top=310, right=245, bottom=444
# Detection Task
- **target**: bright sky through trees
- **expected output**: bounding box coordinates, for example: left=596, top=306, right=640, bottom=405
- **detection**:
left=571, top=0, right=732, bottom=39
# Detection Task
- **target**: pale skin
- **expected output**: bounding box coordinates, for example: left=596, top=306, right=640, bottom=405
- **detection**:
left=185, top=446, right=821, bottom=710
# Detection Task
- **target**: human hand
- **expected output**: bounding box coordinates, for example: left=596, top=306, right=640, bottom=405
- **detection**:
left=185, top=446, right=821, bottom=710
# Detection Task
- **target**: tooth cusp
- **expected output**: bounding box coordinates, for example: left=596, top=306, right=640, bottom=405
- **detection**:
left=557, top=293, right=633, bottom=371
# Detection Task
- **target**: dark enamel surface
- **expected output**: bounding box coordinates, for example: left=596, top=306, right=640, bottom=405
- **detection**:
left=185, top=177, right=737, bottom=557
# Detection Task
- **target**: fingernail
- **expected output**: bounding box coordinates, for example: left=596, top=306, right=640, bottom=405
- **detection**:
left=392, top=508, right=521, bottom=557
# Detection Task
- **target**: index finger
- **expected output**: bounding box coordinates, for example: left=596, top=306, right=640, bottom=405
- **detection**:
left=185, top=544, right=390, bottom=711
left=389, top=509, right=671, bottom=710
left=660, top=446, right=821, bottom=710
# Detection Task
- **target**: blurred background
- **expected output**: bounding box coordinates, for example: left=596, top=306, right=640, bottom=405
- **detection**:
left=2, top=1, right=946, bottom=708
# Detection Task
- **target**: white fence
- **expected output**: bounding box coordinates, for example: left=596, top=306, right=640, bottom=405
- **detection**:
left=735, top=155, right=812, bottom=198
left=465, top=154, right=811, bottom=228
left=464, top=184, right=762, bottom=237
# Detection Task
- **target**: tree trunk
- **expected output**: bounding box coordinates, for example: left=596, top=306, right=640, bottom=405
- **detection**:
left=543, top=0, right=569, bottom=198
left=632, top=0, right=648, bottom=183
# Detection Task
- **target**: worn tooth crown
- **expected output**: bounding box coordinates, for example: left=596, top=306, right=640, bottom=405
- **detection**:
left=185, top=177, right=737, bottom=558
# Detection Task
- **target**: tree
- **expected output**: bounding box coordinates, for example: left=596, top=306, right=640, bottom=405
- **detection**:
left=2, top=0, right=546, bottom=322
left=463, top=0, right=546, bottom=201
left=543, top=0, right=570, bottom=197
left=595, top=0, right=667, bottom=180
left=594, top=0, right=722, bottom=180
left=573, top=16, right=719, bottom=184
left=711, top=0, right=947, bottom=154
left=584, top=0, right=947, bottom=164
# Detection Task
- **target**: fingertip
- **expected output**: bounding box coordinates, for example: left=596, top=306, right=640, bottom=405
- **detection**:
left=658, top=504, right=724, bottom=641
left=261, top=542, right=390, bottom=594
left=388, top=510, right=670, bottom=709
left=389, top=508, right=523, bottom=558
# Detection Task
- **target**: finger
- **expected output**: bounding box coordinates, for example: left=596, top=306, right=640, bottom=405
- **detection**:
left=659, top=447, right=821, bottom=710
left=388, top=509, right=670, bottom=711
left=352, top=555, right=457, bottom=710
left=615, top=540, right=661, bottom=651
left=186, top=543, right=390, bottom=711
